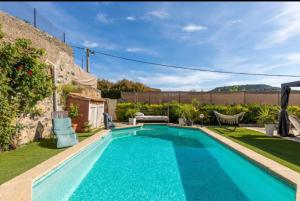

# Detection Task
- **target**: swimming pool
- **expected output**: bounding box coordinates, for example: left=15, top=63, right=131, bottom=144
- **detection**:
left=33, top=125, right=296, bottom=201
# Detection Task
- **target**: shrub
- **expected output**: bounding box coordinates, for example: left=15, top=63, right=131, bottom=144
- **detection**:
left=115, top=102, right=135, bottom=121
left=0, top=25, right=53, bottom=150
left=68, top=103, right=80, bottom=119
left=58, top=82, right=83, bottom=109
left=101, top=89, right=121, bottom=99
left=256, top=107, right=277, bottom=124
left=125, top=108, right=139, bottom=118
left=115, top=102, right=299, bottom=125
left=288, top=106, right=300, bottom=118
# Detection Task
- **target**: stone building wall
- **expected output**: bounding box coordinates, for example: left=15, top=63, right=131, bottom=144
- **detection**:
left=0, top=12, right=97, bottom=145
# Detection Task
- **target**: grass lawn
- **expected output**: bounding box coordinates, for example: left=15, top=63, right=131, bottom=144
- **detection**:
left=0, top=128, right=102, bottom=185
left=208, top=126, right=300, bottom=173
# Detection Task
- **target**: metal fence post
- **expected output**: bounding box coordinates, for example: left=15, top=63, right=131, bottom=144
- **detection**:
left=63, top=32, right=66, bottom=43
left=33, top=8, right=37, bottom=28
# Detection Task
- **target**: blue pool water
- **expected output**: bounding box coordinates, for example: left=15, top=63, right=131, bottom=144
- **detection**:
left=33, top=125, right=296, bottom=201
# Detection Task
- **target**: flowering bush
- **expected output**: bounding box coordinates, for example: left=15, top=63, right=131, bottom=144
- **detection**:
left=0, top=25, right=53, bottom=151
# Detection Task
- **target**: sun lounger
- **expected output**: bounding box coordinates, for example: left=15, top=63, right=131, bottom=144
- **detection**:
left=135, top=112, right=169, bottom=122
left=288, top=115, right=300, bottom=135
left=178, top=118, right=186, bottom=126
left=178, top=117, right=193, bottom=126
left=52, top=117, right=78, bottom=148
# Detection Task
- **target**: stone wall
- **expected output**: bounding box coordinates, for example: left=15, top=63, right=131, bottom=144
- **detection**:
left=0, top=12, right=97, bottom=145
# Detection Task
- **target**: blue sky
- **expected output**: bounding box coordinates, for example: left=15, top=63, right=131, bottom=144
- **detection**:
left=1, top=2, right=300, bottom=91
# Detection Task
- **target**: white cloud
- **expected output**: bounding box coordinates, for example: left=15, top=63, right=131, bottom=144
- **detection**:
left=147, top=10, right=169, bottom=19
left=126, top=47, right=158, bottom=56
left=82, top=39, right=119, bottom=50
left=160, top=24, right=205, bottom=45
left=26, top=3, right=119, bottom=50
left=286, top=53, right=300, bottom=64
left=181, top=23, right=207, bottom=32
left=136, top=70, right=230, bottom=91
left=126, top=16, right=136, bottom=21
left=225, top=76, right=300, bottom=88
left=226, top=19, right=242, bottom=26
left=83, top=40, right=98, bottom=48
left=271, top=52, right=300, bottom=65
left=257, top=3, right=300, bottom=49
left=96, top=13, right=111, bottom=24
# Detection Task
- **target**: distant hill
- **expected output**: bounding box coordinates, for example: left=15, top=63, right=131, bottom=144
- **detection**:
left=210, top=84, right=280, bottom=92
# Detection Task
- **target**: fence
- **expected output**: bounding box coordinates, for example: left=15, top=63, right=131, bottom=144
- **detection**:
left=120, top=91, right=300, bottom=105
left=0, top=2, right=66, bottom=42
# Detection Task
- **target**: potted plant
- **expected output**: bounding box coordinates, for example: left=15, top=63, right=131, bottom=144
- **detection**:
left=68, top=103, right=80, bottom=131
left=81, top=122, right=92, bottom=133
left=181, top=105, right=194, bottom=126
left=126, top=108, right=138, bottom=125
left=256, top=107, right=277, bottom=136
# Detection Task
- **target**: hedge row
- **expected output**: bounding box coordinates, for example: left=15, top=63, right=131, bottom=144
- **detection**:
left=101, top=89, right=121, bottom=99
left=116, top=101, right=300, bottom=124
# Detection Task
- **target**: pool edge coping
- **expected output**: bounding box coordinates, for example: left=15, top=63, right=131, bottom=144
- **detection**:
left=0, top=129, right=110, bottom=201
left=198, top=126, right=300, bottom=201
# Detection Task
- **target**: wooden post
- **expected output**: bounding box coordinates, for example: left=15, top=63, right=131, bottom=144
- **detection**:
left=86, top=48, right=90, bottom=73
left=50, top=62, right=58, bottom=112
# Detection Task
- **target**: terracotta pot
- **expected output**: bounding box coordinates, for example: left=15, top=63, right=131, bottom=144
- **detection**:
left=72, top=123, right=78, bottom=132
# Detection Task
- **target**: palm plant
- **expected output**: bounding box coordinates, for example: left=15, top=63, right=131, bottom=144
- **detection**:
left=256, top=107, right=277, bottom=124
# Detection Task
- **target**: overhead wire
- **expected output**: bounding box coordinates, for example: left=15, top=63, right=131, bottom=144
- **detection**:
left=71, top=45, right=300, bottom=78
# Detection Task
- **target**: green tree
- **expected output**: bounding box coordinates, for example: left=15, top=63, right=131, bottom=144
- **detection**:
left=97, top=79, right=114, bottom=90
left=98, top=78, right=160, bottom=99
left=229, top=85, right=240, bottom=92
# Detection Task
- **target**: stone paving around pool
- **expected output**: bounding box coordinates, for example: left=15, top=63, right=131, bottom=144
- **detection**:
left=0, top=130, right=109, bottom=201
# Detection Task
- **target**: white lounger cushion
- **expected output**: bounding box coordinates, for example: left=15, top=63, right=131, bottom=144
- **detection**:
left=136, top=115, right=169, bottom=121
left=135, top=112, right=144, bottom=116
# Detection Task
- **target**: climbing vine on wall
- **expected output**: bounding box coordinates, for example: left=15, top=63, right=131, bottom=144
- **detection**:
left=0, top=24, right=53, bottom=151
